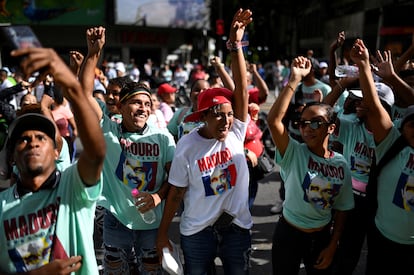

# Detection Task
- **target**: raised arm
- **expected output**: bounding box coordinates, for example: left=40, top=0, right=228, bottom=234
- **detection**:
left=210, top=55, right=235, bottom=90
left=12, top=47, right=105, bottom=186
left=267, top=57, right=311, bottom=156
left=328, top=31, right=345, bottom=88
left=350, top=39, right=393, bottom=144
left=323, top=77, right=358, bottom=107
left=374, top=49, right=414, bottom=107
left=78, top=26, right=106, bottom=119
left=228, top=9, right=252, bottom=122
left=249, top=63, right=269, bottom=103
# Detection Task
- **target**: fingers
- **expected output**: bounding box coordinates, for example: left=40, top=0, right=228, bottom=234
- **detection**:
left=232, top=9, right=252, bottom=27
left=67, top=256, right=82, bottom=272
left=12, top=48, right=53, bottom=79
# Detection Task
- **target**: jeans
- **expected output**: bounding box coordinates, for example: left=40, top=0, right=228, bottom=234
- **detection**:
left=181, top=224, right=251, bottom=275
left=103, top=210, right=161, bottom=275
left=272, top=216, right=332, bottom=275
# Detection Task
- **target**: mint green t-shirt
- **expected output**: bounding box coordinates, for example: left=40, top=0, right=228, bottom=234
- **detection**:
left=276, top=139, right=354, bottom=229
left=98, top=115, right=176, bottom=230
left=375, top=126, right=414, bottom=244
left=0, top=165, right=102, bottom=274
left=331, top=119, right=375, bottom=194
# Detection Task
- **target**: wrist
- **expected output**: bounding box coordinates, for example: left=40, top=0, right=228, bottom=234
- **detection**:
left=226, top=40, right=249, bottom=52
left=213, top=63, right=224, bottom=69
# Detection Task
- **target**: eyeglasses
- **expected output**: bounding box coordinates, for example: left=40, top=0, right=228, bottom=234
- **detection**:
left=294, top=120, right=331, bottom=130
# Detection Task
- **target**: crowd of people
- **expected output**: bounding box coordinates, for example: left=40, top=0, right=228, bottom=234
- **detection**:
left=0, top=8, right=413, bottom=275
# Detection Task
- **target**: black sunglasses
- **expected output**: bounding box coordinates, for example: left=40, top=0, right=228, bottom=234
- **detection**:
left=294, top=120, right=331, bottom=130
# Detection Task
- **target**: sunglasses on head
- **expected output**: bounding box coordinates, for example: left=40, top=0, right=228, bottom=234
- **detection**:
left=294, top=120, right=331, bottom=130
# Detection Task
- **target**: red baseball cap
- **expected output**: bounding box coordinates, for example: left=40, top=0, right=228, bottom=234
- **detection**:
left=184, top=87, right=233, bottom=122
left=157, top=83, right=177, bottom=96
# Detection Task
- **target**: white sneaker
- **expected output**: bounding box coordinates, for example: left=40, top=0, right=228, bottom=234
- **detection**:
left=270, top=202, right=283, bottom=214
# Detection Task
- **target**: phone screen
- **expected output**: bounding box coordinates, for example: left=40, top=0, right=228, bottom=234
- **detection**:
left=0, top=26, right=42, bottom=49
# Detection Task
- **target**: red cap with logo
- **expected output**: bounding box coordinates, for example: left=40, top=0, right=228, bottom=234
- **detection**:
left=184, top=87, right=233, bottom=122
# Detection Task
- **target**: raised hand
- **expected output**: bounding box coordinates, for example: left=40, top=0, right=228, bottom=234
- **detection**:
left=229, top=9, right=253, bottom=42
left=86, top=26, right=106, bottom=56
left=350, top=39, right=370, bottom=67
left=210, top=55, right=222, bottom=67
left=374, top=50, right=395, bottom=79
left=330, top=31, right=345, bottom=51
left=69, top=50, right=84, bottom=76
left=290, top=56, right=312, bottom=82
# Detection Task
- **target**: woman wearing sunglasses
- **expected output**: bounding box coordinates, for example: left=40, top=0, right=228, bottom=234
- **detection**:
left=267, top=56, right=354, bottom=275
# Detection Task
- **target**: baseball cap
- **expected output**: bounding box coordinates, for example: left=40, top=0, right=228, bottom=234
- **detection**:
left=94, top=79, right=106, bottom=94
left=348, top=89, right=363, bottom=99
left=319, top=61, right=328, bottom=69
left=375, top=82, right=394, bottom=107
left=7, top=113, right=56, bottom=149
left=115, top=62, right=126, bottom=74
left=348, top=82, right=394, bottom=107
left=119, top=82, right=152, bottom=104
left=184, top=87, right=233, bottom=122
left=0, top=67, right=11, bottom=76
left=157, top=83, right=177, bottom=96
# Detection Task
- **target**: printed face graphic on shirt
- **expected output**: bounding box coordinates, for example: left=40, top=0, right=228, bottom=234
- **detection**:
left=116, top=153, right=158, bottom=191
left=350, top=156, right=371, bottom=175
left=303, top=174, right=339, bottom=210
left=123, top=158, right=146, bottom=189
left=402, top=180, right=414, bottom=211
left=202, top=164, right=237, bottom=196
left=394, top=173, right=414, bottom=211
left=8, top=237, right=52, bottom=271
left=210, top=168, right=231, bottom=194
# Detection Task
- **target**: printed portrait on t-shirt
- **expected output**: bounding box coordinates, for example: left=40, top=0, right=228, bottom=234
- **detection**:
left=350, top=155, right=371, bottom=175
left=303, top=174, right=340, bottom=210
left=115, top=153, right=158, bottom=191
left=393, top=173, right=414, bottom=211
left=202, top=164, right=237, bottom=196
left=8, top=237, right=52, bottom=271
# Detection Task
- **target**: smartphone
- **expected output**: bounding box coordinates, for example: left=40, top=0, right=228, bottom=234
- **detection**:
left=0, top=25, right=42, bottom=50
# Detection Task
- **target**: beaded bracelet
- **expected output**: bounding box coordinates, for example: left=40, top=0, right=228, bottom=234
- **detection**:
left=226, top=40, right=249, bottom=52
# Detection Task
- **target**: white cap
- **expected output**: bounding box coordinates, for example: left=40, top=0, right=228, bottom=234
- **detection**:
left=0, top=67, right=11, bottom=76
left=94, top=79, right=106, bottom=93
left=115, top=62, right=126, bottom=73
left=319, top=61, right=328, bottom=69
left=348, top=82, right=394, bottom=108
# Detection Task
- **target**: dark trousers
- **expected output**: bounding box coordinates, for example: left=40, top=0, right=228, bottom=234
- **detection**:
left=272, top=216, right=332, bottom=275
left=366, top=223, right=414, bottom=275
left=332, top=194, right=368, bottom=275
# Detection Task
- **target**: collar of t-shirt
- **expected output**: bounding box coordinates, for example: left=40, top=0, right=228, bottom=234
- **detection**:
left=14, top=169, right=61, bottom=199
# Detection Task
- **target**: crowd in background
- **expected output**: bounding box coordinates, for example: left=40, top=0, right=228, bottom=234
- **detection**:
left=0, top=8, right=414, bottom=275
